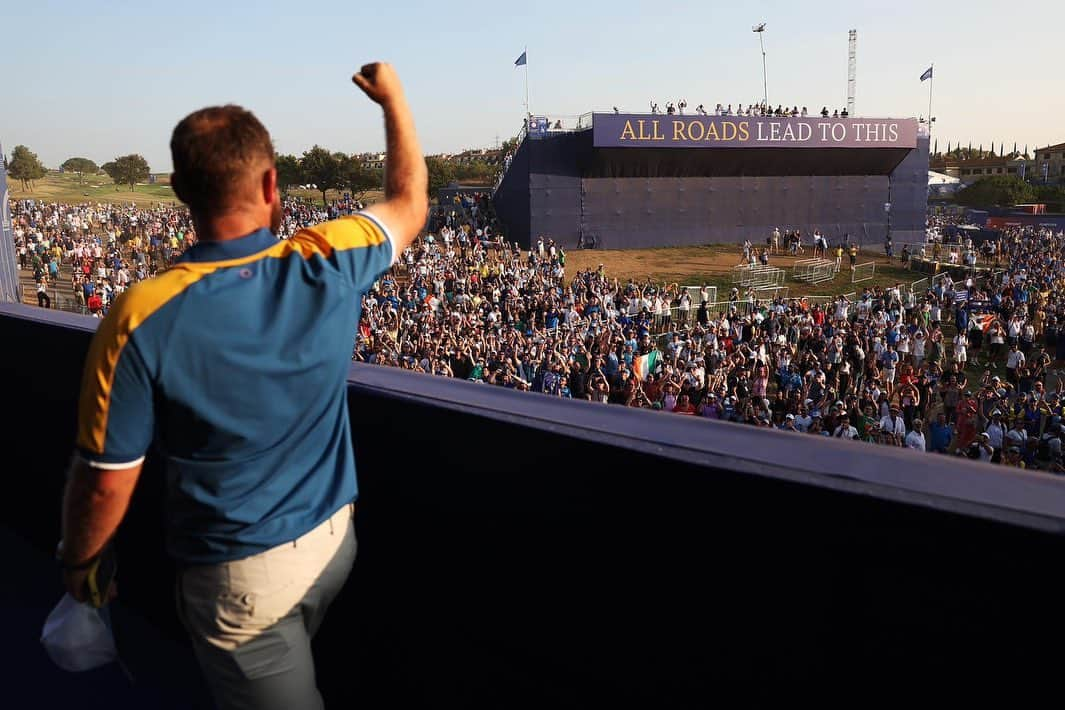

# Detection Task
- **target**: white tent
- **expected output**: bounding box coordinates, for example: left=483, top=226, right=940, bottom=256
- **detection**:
left=928, top=170, right=960, bottom=185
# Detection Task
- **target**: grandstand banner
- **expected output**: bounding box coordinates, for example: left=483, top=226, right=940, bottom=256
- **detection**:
left=0, top=142, right=20, bottom=303
left=593, top=114, right=918, bottom=149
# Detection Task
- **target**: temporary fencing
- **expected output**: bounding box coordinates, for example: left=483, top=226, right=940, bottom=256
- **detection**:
left=731, top=264, right=785, bottom=287
left=851, top=262, right=876, bottom=283
left=791, top=258, right=836, bottom=284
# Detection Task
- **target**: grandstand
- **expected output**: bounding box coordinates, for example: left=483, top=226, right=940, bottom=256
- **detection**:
left=493, top=112, right=928, bottom=249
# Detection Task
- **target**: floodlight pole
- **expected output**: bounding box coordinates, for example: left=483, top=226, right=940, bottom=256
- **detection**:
left=754, top=24, right=769, bottom=109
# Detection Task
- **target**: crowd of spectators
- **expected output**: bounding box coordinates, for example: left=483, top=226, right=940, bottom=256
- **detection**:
left=648, top=102, right=851, bottom=118
left=11, top=194, right=1065, bottom=472
left=356, top=208, right=1065, bottom=472
left=13, top=200, right=195, bottom=314
left=10, top=196, right=361, bottom=315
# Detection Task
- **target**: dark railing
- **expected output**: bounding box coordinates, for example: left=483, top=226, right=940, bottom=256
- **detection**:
left=4, top=300, right=1065, bottom=707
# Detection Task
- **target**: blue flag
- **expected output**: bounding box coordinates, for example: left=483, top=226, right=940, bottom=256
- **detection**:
left=514, top=51, right=527, bottom=67
left=920, top=66, right=933, bottom=82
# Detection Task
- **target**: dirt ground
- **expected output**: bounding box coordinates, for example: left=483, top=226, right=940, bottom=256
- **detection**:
left=565, top=243, right=916, bottom=298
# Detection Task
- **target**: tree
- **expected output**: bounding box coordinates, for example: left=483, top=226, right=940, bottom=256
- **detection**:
left=338, top=155, right=381, bottom=202
left=103, top=154, right=150, bottom=190
left=452, top=159, right=495, bottom=184
left=300, top=145, right=342, bottom=205
left=7, top=145, right=47, bottom=191
left=1034, top=185, right=1065, bottom=212
left=426, top=156, right=456, bottom=199
left=275, top=154, right=302, bottom=196
left=60, top=157, right=99, bottom=184
left=956, top=176, right=1036, bottom=208
left=100, top=161, right=119, bottom=190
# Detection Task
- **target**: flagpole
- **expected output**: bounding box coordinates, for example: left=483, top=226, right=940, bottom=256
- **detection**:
left=523, top=46, right=530, bottom=122
left=927, top=63, right=933, bottom=134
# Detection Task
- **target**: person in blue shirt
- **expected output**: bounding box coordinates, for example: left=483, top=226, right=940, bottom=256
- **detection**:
left=928, top=412, right=954, bottom=453
left=59, top=63, right=428, bottom=710
left=604, top=349, right=620, bottom=377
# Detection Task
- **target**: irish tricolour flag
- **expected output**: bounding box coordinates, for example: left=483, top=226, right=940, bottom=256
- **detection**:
left=972, top=313, right=996, bottom=332
left=633, top=350, right=659, bottom=380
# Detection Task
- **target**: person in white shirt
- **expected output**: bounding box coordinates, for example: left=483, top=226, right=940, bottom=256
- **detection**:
left=1008, top=316, right=1023, bottom=345
left=1005, top=420, right=1028, bottom=449
left=833, top=416, right=859, bottom=440
left=984, top=411, right=1006, bottom=456
left=879, top=405, right=906, bottom=445
left=1005, top=343, right=1025, bottom=383
left=904, top=419, right=926, bottom=451
left=912, top=330, right=926, bottom=367
left=953, top=333, right=967, bottom=366
left=973, top=433, right=994, bottom=462
left=793, top=408, right=813, bottom=433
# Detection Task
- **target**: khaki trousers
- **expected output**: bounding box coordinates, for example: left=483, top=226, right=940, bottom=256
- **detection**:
left=176, top=504, right=356, bottom=710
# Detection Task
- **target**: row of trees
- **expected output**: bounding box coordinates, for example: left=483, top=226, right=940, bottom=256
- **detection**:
left=956, top=176, right=1065, bottom=210
left=5, top=146, right=151, bottom=191
left=278, top=148, right=502, bottom=205
left=9, top=141, right=509, bottom=202
left=931, top=142, right=1030, bottom=161
left=276, top=147, right=381, bottom=206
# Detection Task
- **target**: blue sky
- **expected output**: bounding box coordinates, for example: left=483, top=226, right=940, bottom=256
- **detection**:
left=3, top=0, right=1062, bottom=170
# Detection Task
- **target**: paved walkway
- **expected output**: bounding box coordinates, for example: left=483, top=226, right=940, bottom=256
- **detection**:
left=19, top=267, right=85, bottom=314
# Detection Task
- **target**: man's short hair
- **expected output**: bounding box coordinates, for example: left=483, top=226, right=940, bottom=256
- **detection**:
left=170, top=104, right=274, bottom=214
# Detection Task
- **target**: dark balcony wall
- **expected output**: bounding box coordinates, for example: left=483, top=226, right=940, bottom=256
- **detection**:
left=4, top=303, right=1065, bottom=707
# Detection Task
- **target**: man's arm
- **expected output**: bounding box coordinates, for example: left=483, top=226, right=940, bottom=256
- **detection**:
left=355, top=63, right=428, bottom=257
left=60, top=456, right=143, bottom=602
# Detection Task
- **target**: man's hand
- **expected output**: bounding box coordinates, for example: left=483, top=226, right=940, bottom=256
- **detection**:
left=352, top=63, right=406, bottom=108
left=62, top=566, right=92, bottom=603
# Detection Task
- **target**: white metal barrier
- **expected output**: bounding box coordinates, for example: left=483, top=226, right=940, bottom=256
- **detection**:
left=752, top=285, right=789, bottom=301
left=792, top=258, right=836, bottom=284
left=685, top=285, right=717, bottom=305
left=732, top=264, right=785, bottom=287
left=852, top=262, right=876, bottom=283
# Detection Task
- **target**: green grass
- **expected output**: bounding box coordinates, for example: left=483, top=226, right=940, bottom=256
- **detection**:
left=11, top=171, right=387, bottom=208
left=286, top=187, right=385, bottom=205
left=10, top=170, right=178, bottom=206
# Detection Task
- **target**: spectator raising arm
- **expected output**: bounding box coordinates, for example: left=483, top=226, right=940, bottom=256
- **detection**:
left=355, top=62, right=429, bottom=256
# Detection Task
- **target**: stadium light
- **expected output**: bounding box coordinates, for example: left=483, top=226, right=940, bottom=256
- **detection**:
left=752, top=23, right=768, bottom=110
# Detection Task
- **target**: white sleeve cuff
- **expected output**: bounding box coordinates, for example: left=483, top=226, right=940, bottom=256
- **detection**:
left=78, top=453, right=146, bottom=470
left=358, top=210, right=397, bottom=266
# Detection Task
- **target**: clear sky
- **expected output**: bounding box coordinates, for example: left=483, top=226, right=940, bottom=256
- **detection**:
left=2, top=0, right=1062, bottom=171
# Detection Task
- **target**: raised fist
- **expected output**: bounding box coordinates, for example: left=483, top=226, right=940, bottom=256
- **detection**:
left=352, top=62, right=405, bottom=107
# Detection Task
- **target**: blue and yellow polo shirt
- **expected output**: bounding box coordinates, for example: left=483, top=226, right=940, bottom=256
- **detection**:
left=75, top=213, right=394, bottom=564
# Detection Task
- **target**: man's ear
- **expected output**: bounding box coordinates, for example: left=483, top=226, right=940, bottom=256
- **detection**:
left=262, top=166, right=278, bottom=204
